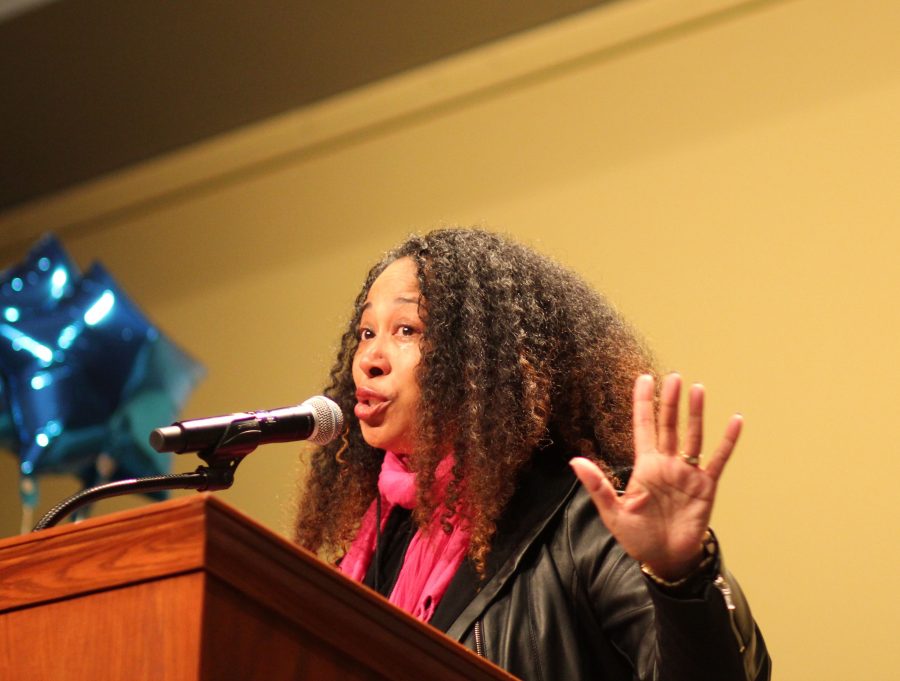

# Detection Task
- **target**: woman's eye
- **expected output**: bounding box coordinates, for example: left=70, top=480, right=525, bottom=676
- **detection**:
left=398, top=325, right=418, bottom=336
left=358, top=328, right=374, bottom=340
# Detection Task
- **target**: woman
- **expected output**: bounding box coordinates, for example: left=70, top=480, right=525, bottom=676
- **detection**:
left=296, top=228, right=770, bottom=680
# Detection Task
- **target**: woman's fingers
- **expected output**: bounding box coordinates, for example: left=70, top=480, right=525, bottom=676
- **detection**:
left=683, top=383, right=704, bottom=457
left=633, top=374, right=659, bottom=455
left=704, top=414, right=743, bottom=481
left=657, top=374, right=681, bottom=455
left=570, top=457, right=619, bottom=518
left=633, top=372, right=738, bottom=477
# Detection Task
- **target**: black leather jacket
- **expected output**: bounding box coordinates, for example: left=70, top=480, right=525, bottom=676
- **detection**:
left=427, top=453, right=771, bottom=681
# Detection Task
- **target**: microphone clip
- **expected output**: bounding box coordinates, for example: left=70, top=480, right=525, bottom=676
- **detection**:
left=193, top=416, right=265, bottom=491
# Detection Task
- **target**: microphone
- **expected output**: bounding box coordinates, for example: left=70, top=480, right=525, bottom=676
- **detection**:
left=149, top=395, right=344, bottom=454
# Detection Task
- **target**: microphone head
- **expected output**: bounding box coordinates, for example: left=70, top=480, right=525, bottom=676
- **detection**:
left=302, top=395, right=344, bottom=445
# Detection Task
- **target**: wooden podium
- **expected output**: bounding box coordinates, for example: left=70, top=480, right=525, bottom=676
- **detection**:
left=0, top=495, right=516, bottom=680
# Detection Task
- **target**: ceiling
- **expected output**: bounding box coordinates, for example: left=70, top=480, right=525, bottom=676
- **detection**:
left=0, top=0, right=612, bottom=212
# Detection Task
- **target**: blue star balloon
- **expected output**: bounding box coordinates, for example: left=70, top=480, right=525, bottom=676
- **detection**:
left=0, top=263, right=155, bottom=476
left=0, top=235, right=80, bottom=452
left=0, top=238, right=204, bottom=516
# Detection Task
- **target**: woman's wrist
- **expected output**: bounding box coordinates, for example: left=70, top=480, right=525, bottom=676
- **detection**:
left=640, top=529, right=718, bottom=588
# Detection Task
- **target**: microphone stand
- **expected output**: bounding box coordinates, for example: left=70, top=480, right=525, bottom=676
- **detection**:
left=33, top=415, right=265, bottom=532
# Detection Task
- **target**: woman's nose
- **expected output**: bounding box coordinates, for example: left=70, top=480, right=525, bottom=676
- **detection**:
left=358, top=339, right=390, bottom=377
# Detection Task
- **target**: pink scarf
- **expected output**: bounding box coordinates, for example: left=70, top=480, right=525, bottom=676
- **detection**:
left=339, top=451, right=469, bottom=622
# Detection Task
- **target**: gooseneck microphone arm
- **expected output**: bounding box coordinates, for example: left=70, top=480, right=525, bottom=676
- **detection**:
left=31, top=471, right=225, bottom=531
left=32, top=396, right=343, bottom=532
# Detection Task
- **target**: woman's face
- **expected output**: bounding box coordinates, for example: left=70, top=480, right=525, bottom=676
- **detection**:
left=352, top=257, right=423, bottom=455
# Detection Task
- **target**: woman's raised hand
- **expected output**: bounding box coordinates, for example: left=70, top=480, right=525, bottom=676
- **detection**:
left=570, top=373, right=742, bottom=581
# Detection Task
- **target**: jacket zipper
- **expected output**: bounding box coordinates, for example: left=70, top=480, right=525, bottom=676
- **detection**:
left=473, top=619, right=485, bottom=658
left=713, top=574, right=746, bottom=653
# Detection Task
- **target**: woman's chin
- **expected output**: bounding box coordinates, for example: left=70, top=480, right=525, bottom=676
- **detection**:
left=359, top=425, right=391, bottom=451
left=360, top=427, right=413, bottom=455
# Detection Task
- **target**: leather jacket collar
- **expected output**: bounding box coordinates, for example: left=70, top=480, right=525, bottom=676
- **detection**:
left=430, top=451, right=578, bottom=637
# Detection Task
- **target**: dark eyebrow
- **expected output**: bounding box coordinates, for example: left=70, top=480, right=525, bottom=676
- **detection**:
left=359, top=296, right=420, bottom=312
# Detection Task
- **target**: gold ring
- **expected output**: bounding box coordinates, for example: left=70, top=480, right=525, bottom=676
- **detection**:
left=679, top=453, right=701, bottom=466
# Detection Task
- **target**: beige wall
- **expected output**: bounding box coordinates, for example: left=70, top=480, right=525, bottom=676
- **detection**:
left=2, top=0, right=899, bottom=678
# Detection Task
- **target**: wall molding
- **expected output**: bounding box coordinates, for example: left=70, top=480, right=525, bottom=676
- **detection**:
left=0, top=0, right=775, bottom=254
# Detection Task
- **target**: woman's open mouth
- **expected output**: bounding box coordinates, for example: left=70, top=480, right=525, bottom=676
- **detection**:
left=354, top=388, right=390, bottom=422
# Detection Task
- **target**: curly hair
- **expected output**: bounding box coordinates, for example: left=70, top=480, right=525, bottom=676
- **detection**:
left=294, top=228, right=655, bottom=572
